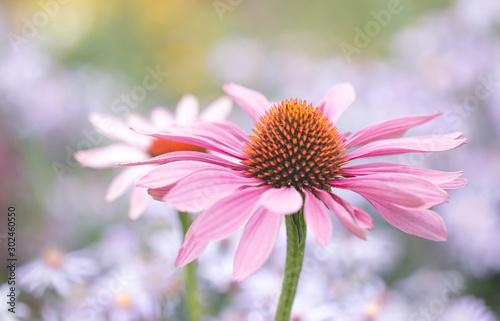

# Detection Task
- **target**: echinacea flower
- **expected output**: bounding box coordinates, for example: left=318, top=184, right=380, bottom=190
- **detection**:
left=75, top=95, right=232, bottom=219
left=128, top=83, right=466, bottom=281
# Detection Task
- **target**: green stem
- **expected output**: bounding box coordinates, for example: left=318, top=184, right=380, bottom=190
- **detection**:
left=178, top=212, right=201, bottom=321
left=275, top=209, right=307, bottom=321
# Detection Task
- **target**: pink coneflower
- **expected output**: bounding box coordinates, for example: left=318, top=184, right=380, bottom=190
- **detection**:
left=129, top=83, right=466, bottom=281
left=75, top=95, right=232, bottom=219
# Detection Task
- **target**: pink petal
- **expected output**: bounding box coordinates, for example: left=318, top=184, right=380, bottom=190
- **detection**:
left=345, top=134, right=466, bottom=161
left=173, top=122, right=245, bottom=152
left=127, top=114, right=155, bottom=132
left=165, top=169, right=261, bottom=212
left=175, top=94, right=199, bottom=125
left=106, top=166, right=154, bottom=202
left=345, top=112, right=441, bottom=148
left=200, top=96, right=233, bottom=122
left=118, top=150, right=245, bottom=170
left=129, top=187, right=151, bottom=220
left=331, top=173, right=449, bottom=209
left=131, top=128, right=246, bottom=160
left=369, top=200, right=448, bottom=241
left=333, top=196, right=373, bottom=230
left=175, top=238, right=209, bottom=268
left=440, top=178, right=468, bottom=189
left=315, top=189, right=368, bottom=239
left=75, top=144, right=149, bottom=168
left=148, top=184, right=176, bottom=201
left=233, top=207, right=282, bottom=281
left=176, top=216, right=209, bottom=267
left=342, top=163, right=464, bottom=189
left=89, top=113, right=150, bottom=148
left=340, top=131, right=352, bottom=141
left=303, top=189, right=332, bottom=246
left=223, top=83, right=270, bottom=121
left=260, top=186, right=303, bottom=215
left=212, top=121, right=251, bottom=143
left=317, top=83, right=356, bottom=124
left=193, top=187, right=265, bottom=240
left=136, top=161, right=225, bottom=189
left=151, top=107, right=174, bottom=131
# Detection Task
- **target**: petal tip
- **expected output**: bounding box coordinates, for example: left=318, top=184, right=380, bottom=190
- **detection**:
left=222, top=82, right=240, bottom=94
left=232, top=273, right=244, bottom=283
left=316, top=238, right=331, bottom=247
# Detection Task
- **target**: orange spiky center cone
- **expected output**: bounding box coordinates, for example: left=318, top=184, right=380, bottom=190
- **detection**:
left=149, top=138, right=205, bottom=157
left=242, top=99, right=346, bottom=190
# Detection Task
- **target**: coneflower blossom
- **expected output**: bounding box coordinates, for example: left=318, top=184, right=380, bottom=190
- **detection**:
left=75, top=95, right=232, bottom=219
left=128, top=83, right=466, bottom=280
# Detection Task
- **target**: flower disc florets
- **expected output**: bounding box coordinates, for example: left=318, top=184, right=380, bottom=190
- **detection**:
left=243, top=99, right=346, bottom=190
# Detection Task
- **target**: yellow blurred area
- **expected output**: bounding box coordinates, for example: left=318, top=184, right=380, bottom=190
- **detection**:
left=4, top=0, right=452, bottom=97
left=6, top=0, right=224, bottom=95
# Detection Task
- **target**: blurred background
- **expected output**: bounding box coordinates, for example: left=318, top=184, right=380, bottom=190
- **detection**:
left=1, top=0, right=499, bottom=320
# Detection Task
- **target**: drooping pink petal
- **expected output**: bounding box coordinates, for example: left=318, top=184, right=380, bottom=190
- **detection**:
left=193, top=187, right=266, bottom=241
left=345, top=112, right=442, bottom=148
left=89, top=113, right=150, bottom=148
left=118, top=150, right=245, bottom=170
left=369, top=200, right=448, bottom=241
left=136, top=161, right=225, bottom=189
left=131, top=128, right=246, bottom=160
left=345, top=134, right=466, bottom=161
left=260, top=186, right=303, bottom=215
left=75, top=144, right=149, bottom=168
left=105, top=166, right=154, bottom=202
left=175, top=94, right=199, bottom=125
left=342, top=163, right=465, bottom=189
left=175, top=238, right=209, bottom=268
left=129, top=187, right=151, bottom=220
left=165, top=169, right=262, bottom=212
left=223, top=83, right=270, bottom=121
left=315, top=189, right=368, bottom=239
left=439, top=178, right=468, bottom=189
left=317, top=83, right=356, bottom=124
left=233, top=207, right=282, bottom=281
left=200, top=96, right=233, bottom=122
left=331, top=195, right=373, bottom=230
left=148, top=184, right=176, bottom=201
left=151, top=107, right=174, bottom=131
left=176, top=216, right=209, bottom=267
left=303, top=189, right=332, bottom=246
left=331, top=173, right=449, bottom=209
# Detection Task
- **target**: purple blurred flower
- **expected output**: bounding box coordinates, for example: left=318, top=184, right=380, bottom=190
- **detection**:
left=443, top=190, right=500, bottom=277
left=336, top=278, right=409, bottom=321
left=80, top=265, right=157, bottom=321
left=438, top=296, right=498, bottom=321
left=0, top=284, right=30, bottom=320
left=18, top=247, right=97, bottom=297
